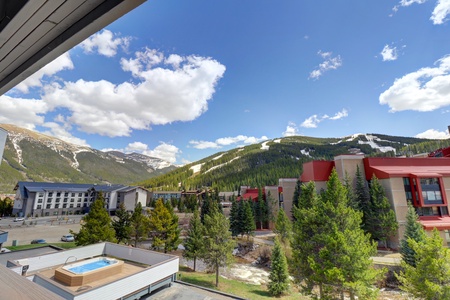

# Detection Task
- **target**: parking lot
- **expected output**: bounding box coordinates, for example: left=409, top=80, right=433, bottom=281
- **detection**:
left=1, top=222, right=81, bottom=246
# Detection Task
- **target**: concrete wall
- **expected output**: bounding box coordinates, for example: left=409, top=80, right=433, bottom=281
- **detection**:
left=279, top=178, right=297, bottom=219
left=334, top=155, right=365, bottom=188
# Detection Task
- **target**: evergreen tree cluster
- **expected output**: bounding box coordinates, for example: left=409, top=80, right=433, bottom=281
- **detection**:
left=73, top=194, right=180, bottom=253
left=292, top=170, right=381, bottom=299
left=183, top=193, right=235, bottom=287
left=228, top=189, right=270, bottom=239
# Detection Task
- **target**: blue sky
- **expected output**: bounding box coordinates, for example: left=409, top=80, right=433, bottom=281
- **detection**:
left=2, top=0, right=450, bottom=165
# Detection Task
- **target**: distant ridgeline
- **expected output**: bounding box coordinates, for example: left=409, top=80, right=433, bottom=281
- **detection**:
left=138, top=134, right=450, bottom=192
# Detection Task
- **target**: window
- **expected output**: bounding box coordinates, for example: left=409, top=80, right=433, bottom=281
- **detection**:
left=71, top=193, right=75, bottom=197
left=56, top=192, right=61, bottom=197
left=70, top=198, right=74, bottom=202
left=37, top=199, right=43, bottom=203
left=47, top=198, right=53, bottom=202
left=64, top=192, right=68, bottom=197
left=55, top=198, right=60, bottom=203
left=79, top=193, right=83, bottom=197
left=420, top=178, right=444, bottom=205
left=63, top=198, right=68, bottom=202
left=48, top=192, right=53, bottom=197
left=55, top=204, right=60, bottom=209
left=76, top=203, right=81, bottom=208
left=37, top=205, right=42, bottom=209
left=38, top=193, right=44, bottom=197
left=69, top=204, right=74, bottom=208
left=46, top=204, right=51, bottom=209
left=63, top=204, right=67, bottom=208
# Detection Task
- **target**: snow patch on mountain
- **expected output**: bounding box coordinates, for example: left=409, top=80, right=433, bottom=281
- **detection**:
left=190, top=163, right=203, bottom=174
left=261, top=141, right=270, bottom=150
left=358, top=134, right=396, bottom=153
left=301, top=149, right=311, bottom=157
left=213, top=153, right=225, bottom=160
left=205, top=156, right=240, bottom=174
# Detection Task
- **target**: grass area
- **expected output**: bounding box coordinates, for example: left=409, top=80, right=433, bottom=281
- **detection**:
left=6, top=242, right=77, bottom=251
left=178, top=266, right=308, bottom=300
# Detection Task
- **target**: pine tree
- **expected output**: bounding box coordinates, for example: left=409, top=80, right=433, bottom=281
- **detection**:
left=400, top=202, right=426, bottom=267
left=274, top=208, right=292, bottom=246
left=130, top=202, right=149, bottom=247
left=150, top=199, right=180, bottom=253
left=368, top=175, right=398, bottom=248
left=268, top=237, right=290, bottom=296
left=397, top=228, right=450, bottom=299
left=237, top=198, right=246, bottom=237
left=200, top=194, right=212, bottom=224
left=293, top=169, right=380, bottom=299
left=243, top=200, right=256, bottom=239
left=183, top=210, right=204, bottom=271
left=292, top=179, right=301, bottom=219
left=257, top=187, right=268, bottom=229
left=355, top=165, right=371, bottom=233
left=229, top=197, right=240, bottom=237
left=71, top=192, right=116, bottom=246
left=298, top=181, right=316, bottom=209
left=201, top=210, right=236, bottom=287
left=344, top=172, right=358, bottom=210
left=112, top=202, right=131, bottom=244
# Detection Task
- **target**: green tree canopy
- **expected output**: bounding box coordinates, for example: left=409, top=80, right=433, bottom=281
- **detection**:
left=149, top=199, right=180, bottom=253
left=268, top=237, right=290, bottom=296
left=183, top=209, right=204, bottom=271
left=201, top=210, right=236, bottom=287
left=397, top=228, right=450, bottom=299
left=71, top=192, right=116, bottom=246
left=368, top=175, right=398, bottom=248
left=274, top=208, right=292, bottom=247
left=112, top=202, right=131, bottom=244
left=400, top=202, right=426, bottom=267
left=293, top=169, right=380, bottom=299
left=130, top=202, right=149, bottom=247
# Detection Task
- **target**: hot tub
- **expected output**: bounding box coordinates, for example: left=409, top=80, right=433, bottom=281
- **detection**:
left=55, top=257, right=124, bottom=286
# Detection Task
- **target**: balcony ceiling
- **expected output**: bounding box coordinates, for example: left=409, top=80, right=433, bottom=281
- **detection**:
left=0, top=0, right=146, bottom=96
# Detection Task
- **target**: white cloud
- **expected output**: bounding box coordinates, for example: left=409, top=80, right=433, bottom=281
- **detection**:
left=415, top=128, right=450, bottom=139
left=14, top=52, right=74, bottom=93
left=0, top=95, right=48, bottom=129
left=282, top=122, right=300, bottom=137
left=106, top=141, right=181, bottom=163
left=189, top=135, right=268, bottom=150
left=41, top=122, right=89, bottom=146
left=309, top=50, right=342, bottom=80
left=125, top=141, right=148, bottom=153
left=379, top=55, right=450, bottom=112
left=301, top=115, right=321, bottom=128
left=79, top=29, right=130, bottom=57
left=380, top=45, right=398, bottom=61
left=301, top=109, right=349, bottom=128
left=394, top=0, right=450, bottom=25
left=431, top=0, right=450, bottom=24
left=38, top=48, right=225, bottom=137
left=399, top=0, right=428, bottom=6
left=329, top=109, right=348, bottom=120
left=189, top=141, right=221, bottom=150
left=142, top=142, right=181, bottom=164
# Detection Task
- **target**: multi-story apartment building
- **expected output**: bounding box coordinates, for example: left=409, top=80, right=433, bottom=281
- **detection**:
left=12, top=182, right=150, bottom=217
left=300, top=154, right=450, bottom=249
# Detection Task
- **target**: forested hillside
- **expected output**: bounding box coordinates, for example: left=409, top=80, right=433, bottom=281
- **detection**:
left=138, top=134, right=450, bottom=191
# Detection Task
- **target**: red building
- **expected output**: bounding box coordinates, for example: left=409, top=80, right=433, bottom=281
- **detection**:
left=301, top=154, right=450, bottom=249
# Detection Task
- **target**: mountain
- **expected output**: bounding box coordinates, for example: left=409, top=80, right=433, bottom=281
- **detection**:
left=138, top=133, right=450, bottom=192
left=0, top=124, right=177, bottom=193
